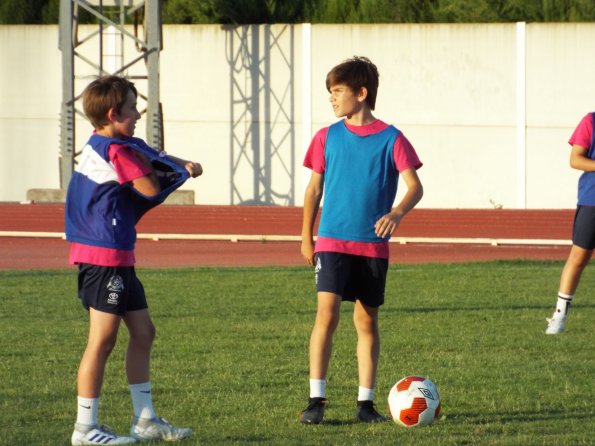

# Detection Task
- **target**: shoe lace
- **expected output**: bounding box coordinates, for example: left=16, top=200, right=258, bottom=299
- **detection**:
left=156, top=417, right=175, bottom=428
left=369, top=405, right=382, bottom=416
left=306, top=398, right=328, bottom=410
left=155, top=417, right=188, bottom=434
left=359, top=400, right=381, bottom=414
left=97, top=425, right=117, bottom=436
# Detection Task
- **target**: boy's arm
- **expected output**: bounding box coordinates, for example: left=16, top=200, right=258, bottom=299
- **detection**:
left=134, top=152, right=202, bottom=196
left=165, top=153, right=203, bottom=178
left=131, top=171, right=161, bottom=196
left=301, top=171, right=324, bottom=266
left=113, top=146, right=161, bottom=196
left=375, top=168, right=423, bottom=239
left=131, top=153, right=202, bottom=196
left=569, top=144, right=595, bottom=171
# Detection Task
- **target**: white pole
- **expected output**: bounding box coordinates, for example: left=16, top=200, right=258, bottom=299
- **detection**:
left=516, top=22, right=526, bottom=209
left=301, top=23, right=312, bottom=196
left=0, top=230, right=570, bottom=247
left=104, top=25, right=117, bottom=74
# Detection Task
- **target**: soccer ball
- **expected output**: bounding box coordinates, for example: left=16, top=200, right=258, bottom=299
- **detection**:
left=387, top=376, right=441, bottom=427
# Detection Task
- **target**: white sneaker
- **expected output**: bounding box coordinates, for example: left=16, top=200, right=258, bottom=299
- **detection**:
left=545, top=314, right=566, bottom=335
left=72, top=423, right=136, bottom=445
left=130, top=416, right=192, bottom=441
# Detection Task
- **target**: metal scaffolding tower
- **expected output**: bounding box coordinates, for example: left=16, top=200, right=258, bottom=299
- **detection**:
left=58, top=0, right=162, bottom=189
left=227, top=25, right=296, bottom=206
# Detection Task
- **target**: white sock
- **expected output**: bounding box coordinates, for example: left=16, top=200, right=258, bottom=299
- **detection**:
left=309, top=379, right=326, bottom=398
left=555, top=293, right=573, bottom=316
left=130, top=382, right=156, bottom=420
left=358, top=386, right=374, bottom=402
left=76, top=396, right=99, bottom=427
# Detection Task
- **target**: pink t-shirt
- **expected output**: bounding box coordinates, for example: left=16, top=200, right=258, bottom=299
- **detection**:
left=569, top=113, right=593, bottom=148
left=303, top=119, right=422, bottom=259
left=69, top=143, right=153, bottom=267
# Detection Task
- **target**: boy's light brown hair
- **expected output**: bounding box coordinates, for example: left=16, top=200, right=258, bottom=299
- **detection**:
left=82, top=75, right=138, bottom=130
left=326, top=56, right=380, bottom=110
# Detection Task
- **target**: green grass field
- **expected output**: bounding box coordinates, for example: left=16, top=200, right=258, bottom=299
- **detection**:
left=1, top=260, right=594, bottom=445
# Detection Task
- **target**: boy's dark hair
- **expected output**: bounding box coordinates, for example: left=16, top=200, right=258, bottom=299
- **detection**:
left=326, top=56, right=379, bottom=110
left=82, top=75, right=138, bottom=129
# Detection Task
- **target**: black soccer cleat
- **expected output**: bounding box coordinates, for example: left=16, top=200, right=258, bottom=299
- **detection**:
left=356, top=400, right=388, bottom=423
left=299, top=397, right=328, bottom=424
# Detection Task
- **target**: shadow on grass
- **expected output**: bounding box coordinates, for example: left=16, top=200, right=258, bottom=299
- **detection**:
left=296, top=418, right=360, bottom=427
left=383, top=303, right=595, bottom=315
left=317, top=418, right=359, bottom=426
left=223, top=435, right=270, bottom=442
left=448, top=407, right=595, bottom=425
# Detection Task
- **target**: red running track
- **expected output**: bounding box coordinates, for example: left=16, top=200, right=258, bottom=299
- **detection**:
left=0, top=203, right=574, bottom=270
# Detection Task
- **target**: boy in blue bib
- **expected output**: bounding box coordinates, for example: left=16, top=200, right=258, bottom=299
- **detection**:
left=300, top=57, right=424, bottom=424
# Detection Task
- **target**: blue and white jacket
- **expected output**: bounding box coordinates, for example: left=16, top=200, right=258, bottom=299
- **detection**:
left=65, top=134, right=189, bottom=250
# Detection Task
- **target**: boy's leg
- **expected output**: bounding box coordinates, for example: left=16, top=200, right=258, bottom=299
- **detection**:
left=353, top=300, right=386, bottom=423
left=546, top=245, right=593, bottom=334
left=309, top=292, right=342, bottom=381
left=300, top=292, right=341, bottom=424
left=559, top=245, right=593, bottom=295
left=123, top=309, right=192, bottom=441
left=73, top=309, right=139, bottom=444
left=122, top=309, right=156, bottom=421
left=353, top=299, right=379, bottom=391
left=77, top=308, right=121, bottom=398
left=122, top=309, right=155, bottom=386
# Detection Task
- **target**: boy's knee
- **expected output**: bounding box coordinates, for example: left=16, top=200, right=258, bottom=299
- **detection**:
left=315, top=307, right=340, bottom=328
left=313, top=316, right=339, bottom=339
left=569, top=251, right=592, bottom=269
left=353, top=312, right=378, bottom=333
left=147, top=323, right=156, bottom=342
left=89, top=335, right=118, bottom=358
left=133, top=323, right=156, bottom=346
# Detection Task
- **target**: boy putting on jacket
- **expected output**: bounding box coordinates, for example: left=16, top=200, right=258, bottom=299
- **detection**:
left=66, top=75, right=202, bottom=444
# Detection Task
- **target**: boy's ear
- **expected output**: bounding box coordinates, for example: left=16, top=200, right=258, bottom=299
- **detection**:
left=356, top=87, right=368, bottom=103
left=106, top=107, right=118, bottom=122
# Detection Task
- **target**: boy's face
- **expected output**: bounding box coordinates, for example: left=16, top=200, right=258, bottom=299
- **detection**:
left=328, top=83, right=365, bottom=118
left=110, top=90, right=141, bottom=138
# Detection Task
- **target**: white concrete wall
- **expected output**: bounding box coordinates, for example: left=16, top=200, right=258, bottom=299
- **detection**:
left=0, top=26, right=63, bottom=203
left=1, top=23, right=594, bottom=208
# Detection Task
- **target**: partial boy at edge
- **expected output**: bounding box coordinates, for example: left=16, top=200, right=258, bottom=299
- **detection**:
left=546, top=112, right=595, bottom=334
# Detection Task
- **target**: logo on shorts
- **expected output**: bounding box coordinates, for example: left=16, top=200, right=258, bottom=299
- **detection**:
left=314, top=256, right=321, bottom=284
left=107, top=292, right=119, bottom=305
left=106, top=275, right=124, bottom=292
left=106, top=275, right=123, bottom=305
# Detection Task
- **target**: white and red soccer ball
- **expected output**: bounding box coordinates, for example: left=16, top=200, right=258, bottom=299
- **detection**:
left=388, top=375, right=441, bottom=427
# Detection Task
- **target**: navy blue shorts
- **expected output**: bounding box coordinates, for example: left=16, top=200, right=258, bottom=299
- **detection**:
left=572, top=205, right=595, bottom=250
left=77, top=264, right=148, bottom=315
left=314, top=252, right=388, bottom=308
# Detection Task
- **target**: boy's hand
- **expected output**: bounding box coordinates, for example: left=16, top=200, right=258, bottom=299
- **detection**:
left=301, top=240, right=316, bottom=266
left=185, top=162, right=203, bottom=178
left=375, top=211, right=403, bottom=238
